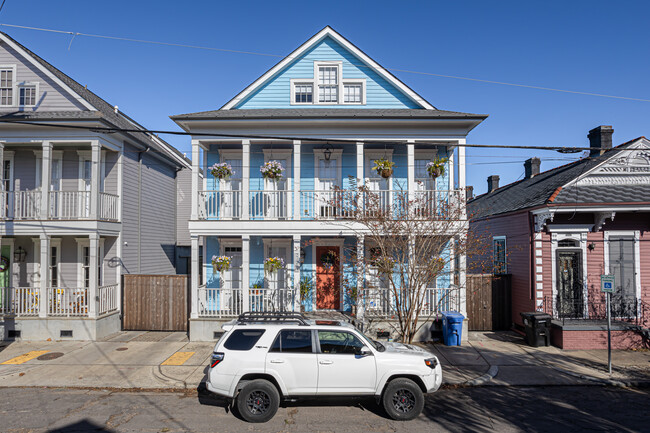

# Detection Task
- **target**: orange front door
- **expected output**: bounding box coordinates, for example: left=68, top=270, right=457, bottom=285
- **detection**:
left=316, top=246, right=340, bottom=310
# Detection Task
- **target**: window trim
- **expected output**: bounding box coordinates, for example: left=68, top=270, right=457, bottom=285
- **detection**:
left=17, top=81, right=39, bottom=107
left=341, top=79, right=366, bottom=105
left=75, top=238, right=105, bottom=288
left=493, top=236, right=507, bottom=275
left=0, top=65, right=17, bottom=107
left=289, top=80, right=315, bottom=105
left=289, top=62, right=366, bottom=106
left=604, top=230, right=641, bottom=306
left=313, top=149, right=343, bottom=190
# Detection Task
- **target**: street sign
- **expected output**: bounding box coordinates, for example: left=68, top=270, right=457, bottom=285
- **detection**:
left=601, top=275, right=615, bottom=293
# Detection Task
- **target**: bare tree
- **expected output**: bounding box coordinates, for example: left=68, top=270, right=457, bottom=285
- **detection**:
left=323, top=180, right=486, bottom=343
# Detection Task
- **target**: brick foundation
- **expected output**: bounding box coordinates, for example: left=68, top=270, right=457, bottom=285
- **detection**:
left=551, top=327, right=645, bottom=350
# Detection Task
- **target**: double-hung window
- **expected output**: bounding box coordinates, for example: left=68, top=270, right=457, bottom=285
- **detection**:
left=318, top=66, right=338, bottom=103
left=343, top=83, right=362, bottom=103
left=294, top=83, right=313, bottom=104
left=608, top=234, right=637, bottom=315
left=19, top=84, right=37, bottom=106
left=0, top=67, right=14, bottom=106
left=493, top=236, right=507, bottom=274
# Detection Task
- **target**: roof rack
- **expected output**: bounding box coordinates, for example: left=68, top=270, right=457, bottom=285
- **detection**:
left=236, top=311, right=310, bottom=326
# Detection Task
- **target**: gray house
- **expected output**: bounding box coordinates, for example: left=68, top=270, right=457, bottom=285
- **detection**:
left=0, top=32, right=191, bottom=341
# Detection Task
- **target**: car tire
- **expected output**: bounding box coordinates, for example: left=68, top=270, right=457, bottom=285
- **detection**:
left=382, top=378, right=424, bottom=421
left=235, top=379, right=280, bottom=423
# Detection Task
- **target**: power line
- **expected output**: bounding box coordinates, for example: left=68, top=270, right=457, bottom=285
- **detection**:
left=1, top=22, right=649, bottom=103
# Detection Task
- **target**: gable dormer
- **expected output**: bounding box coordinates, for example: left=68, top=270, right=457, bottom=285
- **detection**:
left=224, top=27, right=434, bottom=110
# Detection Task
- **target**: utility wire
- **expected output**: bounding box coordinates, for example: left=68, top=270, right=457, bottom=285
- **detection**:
left=1, top=23, right=649, bottom=103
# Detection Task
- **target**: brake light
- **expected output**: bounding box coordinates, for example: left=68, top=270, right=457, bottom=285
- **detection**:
left=210, top=352, right=225, bottom=368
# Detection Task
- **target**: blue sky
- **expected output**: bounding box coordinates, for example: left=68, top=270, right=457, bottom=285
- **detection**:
left=1, top=1, right=648, bottom=194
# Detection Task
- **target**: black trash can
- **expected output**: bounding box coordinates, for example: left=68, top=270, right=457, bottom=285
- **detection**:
left=520, top=312, right=552, bottom=347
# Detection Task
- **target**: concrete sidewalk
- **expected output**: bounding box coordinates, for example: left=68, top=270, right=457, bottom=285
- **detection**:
left=0, top=330, right=648, bottom=391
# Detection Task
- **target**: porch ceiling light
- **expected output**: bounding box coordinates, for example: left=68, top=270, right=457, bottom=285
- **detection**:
left=14, top=246, right=26, bottom=263
left=323, top=143, right=333, bottom=161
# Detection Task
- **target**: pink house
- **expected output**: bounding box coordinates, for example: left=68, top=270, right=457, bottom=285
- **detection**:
left=468, top=126, right=650, bottom=349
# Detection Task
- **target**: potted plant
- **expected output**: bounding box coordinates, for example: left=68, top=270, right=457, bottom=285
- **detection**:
left=372, top=158, right=395, bottom=179
left=426, top=157, right=448, bottom=179
left=264, top=256, right=285, bottom=274
left=210, top=162, right=234, bottom=180
left=211, top=255, right=231, bottom=273
left=260, top=160, right=285, bottom=181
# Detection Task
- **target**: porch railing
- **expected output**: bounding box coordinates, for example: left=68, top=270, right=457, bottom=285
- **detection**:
left=300, top=190, right=354, bottom=219
left=98, top=284, right=119, bottom=316
left=544, top=295, right=649, bottom=326
left=49, top=191, right=91, bottom=219
left=99, top=193, right=120, bottom=221
left=198, top=286, right=244, bottom=317
left=249, top=190, right=290, bottom=219
left=198, top=190, right=242, bottom=219
left=361, top=286, right=460, bottom=318
left=12, top=190, right=42, bottom=219
left=47, top=287, right=88, bottom=317
left=0, top=287, right=40, bottom=316
left=249, top=287, right=295, bottom=312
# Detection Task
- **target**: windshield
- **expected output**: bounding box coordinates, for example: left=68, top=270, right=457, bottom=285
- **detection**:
left=356, top=330, right=385, bottom=352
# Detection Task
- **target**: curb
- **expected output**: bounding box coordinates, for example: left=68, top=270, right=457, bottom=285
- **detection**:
left=462, top=365, right=498, bottom=387
left=549, top=365, right=650, bottom=388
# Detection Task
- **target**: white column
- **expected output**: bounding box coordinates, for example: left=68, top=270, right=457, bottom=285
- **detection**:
left=293, top=140, right=301, bottom=220
left=407, top=141, right=415, bottom=203
left=90, top=141, right=101, bottom=220
left=242, top=235, right=250, bottom=312
left=242, top=140, right=250, bottom=220
left=116, top=233, right=122, bottom=314
left=39, top=234, right=49, bottom=318
left=458, top=236, right=468, bottom=340
left=190, top=235, right=200, bottom=319
left=88, top=233, right=99, bottom=318
left=457, top=139, right=467, bottom=219
left=356, top=142, right=364, bottom=186
left=293, top=235, right=301, bottom=311
left=191, top=139, right=201, bottom=220
left=356, top=235, right=365, bottom=321
left=0, top=142, right=4, bottom=188
left=40, top=141, right=52, bottom=219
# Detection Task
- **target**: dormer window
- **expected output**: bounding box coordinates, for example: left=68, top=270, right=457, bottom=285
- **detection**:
left=0, top=66, right=15, bottom=106
left=19, top=83, right=37, bottom=106
left=290, top=61, right=365, bottom=106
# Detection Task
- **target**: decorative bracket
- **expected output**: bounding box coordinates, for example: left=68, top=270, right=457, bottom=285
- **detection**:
left=534, top=211, right=555, bottom=232
left=594, top=211, right=616, bottom=232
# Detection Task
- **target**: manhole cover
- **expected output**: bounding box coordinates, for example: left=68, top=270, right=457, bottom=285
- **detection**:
left=37, top=352, right=63, bottom=361
left=116, top=347, right=128, bottom=351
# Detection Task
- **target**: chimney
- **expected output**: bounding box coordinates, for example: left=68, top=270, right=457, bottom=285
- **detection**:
left=466, top=186, right=474, bottom=200
left=524, top=157, right=541, bottom=178
left=487, top=175, right=500, bottom=193
left=588, top=125, right=613, bottom=157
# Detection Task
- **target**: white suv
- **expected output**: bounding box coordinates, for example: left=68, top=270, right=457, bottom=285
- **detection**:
left=207, top=312, right=442, bottom=423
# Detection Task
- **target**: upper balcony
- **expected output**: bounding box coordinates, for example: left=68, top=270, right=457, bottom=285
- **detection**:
left=0, top=140, right=120, bottom=224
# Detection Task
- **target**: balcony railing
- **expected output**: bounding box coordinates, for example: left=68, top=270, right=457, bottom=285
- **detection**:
left=0, top=190, right=119, bottom=221
left=197, top=189, right=464, bottom=221
left=98, top=284, right=119, bottom=316
left=361, top=286, right=459, bottom=318
left=47, top=287, right=88, bottom=317
left=0, top=287, right=40, bottom=316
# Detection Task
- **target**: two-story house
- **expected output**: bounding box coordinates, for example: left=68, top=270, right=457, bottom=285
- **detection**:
left=0, top=32, right=191, bottom=341
left=172, top=27, right=487, bottom=341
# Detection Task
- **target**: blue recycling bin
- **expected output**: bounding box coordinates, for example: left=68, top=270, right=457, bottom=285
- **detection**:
left=441, top=311, right=464, bottom=346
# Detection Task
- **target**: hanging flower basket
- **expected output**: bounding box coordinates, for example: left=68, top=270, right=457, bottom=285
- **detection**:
left=210, top=162, right=234, bottom=180
left=260, top=160, right=285, bottom=181
left=430, top=256, right=445, bottom=273
left=372, top=158, right=395, bottom=179
left=211, top=255, right=231, bottom=273
left=264, top=256, right=285, bottom=274
left=320, top=250, right=338, bottom=269
left=426, top=158, right=448, bottom=179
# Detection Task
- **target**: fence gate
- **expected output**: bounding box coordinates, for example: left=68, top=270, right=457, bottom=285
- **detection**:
left=467, top=274, right=512, bottom=331
left=123, top=274, right=189, bottom=331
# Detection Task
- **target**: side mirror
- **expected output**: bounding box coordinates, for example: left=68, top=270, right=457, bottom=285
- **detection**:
left=356, top=345, right=372, bottom=357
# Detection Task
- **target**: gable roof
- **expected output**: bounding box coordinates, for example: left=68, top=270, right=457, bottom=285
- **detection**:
left=468, top=138, right=648, bottom=219
left=0, top=32, right=190, bottom=168
left=221, top=26, right=435, bottom=110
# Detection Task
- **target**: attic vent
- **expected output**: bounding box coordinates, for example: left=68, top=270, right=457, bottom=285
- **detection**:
left=60, top=330, right=73, bottom=338
left=213, top=331, right=224, bottom=340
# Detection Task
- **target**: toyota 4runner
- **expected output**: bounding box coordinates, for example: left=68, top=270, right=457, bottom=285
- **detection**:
left=207, top=312, right=442, bottom=423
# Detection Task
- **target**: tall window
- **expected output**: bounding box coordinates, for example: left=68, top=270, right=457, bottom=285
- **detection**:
left=0, top=68, right=13, bottom=106
left=19, top=85, right=36, bottom=106
left=82, top=246, right=103, bottom=288
left=318, top=66, right=338, bottom=103
left=493, top=237, right=506, bottom=274
left=609, top=235, right=636, bottom=303
left=50, top=246, right=58, bottom=287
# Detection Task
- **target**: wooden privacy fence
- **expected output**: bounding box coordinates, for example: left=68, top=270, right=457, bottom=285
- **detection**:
left=123, top=274, right=189, bottom=331
left=467, top=274, right=512, bottom=331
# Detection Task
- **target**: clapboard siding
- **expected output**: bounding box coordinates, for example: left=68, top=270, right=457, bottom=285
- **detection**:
left=59, top=236, right=78, bottom=288
left=104, top=151, right=119, bottom=195
left=139, top=151, right=176, bottom=274
left=61, top=150, right=79, bottom=191
left=120, top=143, right=140, bottom=274
left=176, top=167, right=192, bottom=246
left=12, top=149, right=37, bottom=191
left=0, top=42, right=87, bottom=112
left=236, top=36, right=420, bottom=109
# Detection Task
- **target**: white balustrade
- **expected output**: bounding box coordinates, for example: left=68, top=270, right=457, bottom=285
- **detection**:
left=99, top=193, right=120, bottom=221
left=98, top=284, right=119, bottom=315
left=249, top=190, right=290, bottom=220
left=198, top=286, right=243, bottom=317
left=198, top=190, right=242, bottom=220
left=47, top=287, right=88, bottom=317
left=361, top=286, right=459, bottom=318
left=0, top=287, right=40, bottom=316
left=12, top=190, right=41, bottom=219
left=49, top=191, right=91, bottom=219
left=248, top=287, right=295, bottom=313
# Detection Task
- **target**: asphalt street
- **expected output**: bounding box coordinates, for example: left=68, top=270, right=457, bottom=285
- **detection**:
left=1, top=386, right=648, bottom=432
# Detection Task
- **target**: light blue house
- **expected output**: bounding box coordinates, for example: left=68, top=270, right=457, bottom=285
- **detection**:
left=171, top=27, right=487, bottom=341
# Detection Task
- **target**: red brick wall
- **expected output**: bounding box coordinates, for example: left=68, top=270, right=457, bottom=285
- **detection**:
left=552, top=328, right=645, bottom=350
left=469, top=211, right=532, bottom=327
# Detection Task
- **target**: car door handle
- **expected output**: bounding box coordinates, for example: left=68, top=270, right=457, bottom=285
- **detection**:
left=270, top=359, right=285, bottom=364
left=319, top=360, right=333, bottom=365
